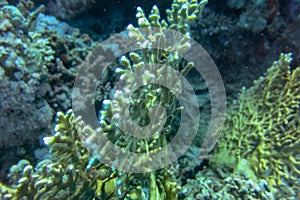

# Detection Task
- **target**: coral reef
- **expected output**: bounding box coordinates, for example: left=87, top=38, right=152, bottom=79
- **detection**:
left=1, top=0, right=299, bottom=198
left=0, top=0, right=53, bottom=150
left=0, top=0, right=208, bottom=199
left=191, top=0, right=300, bottom=101
left=0, top=110, right=181, bottom=199
left=41, top=27, right=96, bottom=112
left=0, top=110, right=119, bottom=199
left=0, top=0, right=98, bottom=181
left=43, top=0, right=174, bottom=40
left=73, top=0, right=209, bottom=165
left=210, top=53, right=300, bottom=197
left=0, top=0, right=98, bottom=148
left=193, top=7, right=233, bottom=36
left=46, top=0, right=96, bottom=20
left=180, top=168, right=274, bottom=199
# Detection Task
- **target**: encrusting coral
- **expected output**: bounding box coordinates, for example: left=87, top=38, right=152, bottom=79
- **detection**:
left=180, top=169, right=275, bottom=199
left=0, top=0, right=54, bottom=149
left=210, top=53, right=300, bottom=196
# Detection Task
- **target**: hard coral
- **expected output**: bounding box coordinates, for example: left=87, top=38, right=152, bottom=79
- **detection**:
left=0, top=109, right=181, bottom=199
left=0, top=110, right=118, bottom=200
left=181, top=169, right=274, bottom=199
left=0, top=0, right=53, bottom=150
left=0, top=0, right=211, bottom=199
left=210, top=53, right=300, bottom=195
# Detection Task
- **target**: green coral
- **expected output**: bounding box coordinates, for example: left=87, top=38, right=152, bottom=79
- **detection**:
left=2, top=0, right=299, bottom=199
left=0, top=110, right=118, bottom=200
left=0, top=110, right=181, bottom=199
left=0, top=1, right=52, bottom=76
left=210, top=53, right=300, bottom=193
left=93, top=0, right=209, bottom=164
left=77, top=0, right=208, bottom=197
left=0, top=0, right=208, bottom=199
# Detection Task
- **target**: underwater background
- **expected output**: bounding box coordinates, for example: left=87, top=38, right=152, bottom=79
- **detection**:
left=0, top=0, right=299, bottom=199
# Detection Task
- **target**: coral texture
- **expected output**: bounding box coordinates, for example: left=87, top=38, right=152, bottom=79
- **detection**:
left=191, top=0, right=300, bottom=103
left=181, top=169, right=274, bottom=199
left=210, top=53, right=300, bottom=195
left=0, top=0, right=53, bottom=150
left=0, top=0, right=100, bottom=182
left=73, top=0, right=209, bottom=169
left=0, top=110, right=181, bottom=199
left=2, top=0, right=299, bottom=198
left=0, top=0, right=209, bottom=199
left=0, top=110, right=119, bottom=199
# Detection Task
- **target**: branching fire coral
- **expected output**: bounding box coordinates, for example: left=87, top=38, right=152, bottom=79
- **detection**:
left=0, top=0, right=209, bottom=199
left=210, top=53, right=300, bottom=194
left=0, top=110, right=118, bottom=199
left=0, top=109, right=182, bottom=199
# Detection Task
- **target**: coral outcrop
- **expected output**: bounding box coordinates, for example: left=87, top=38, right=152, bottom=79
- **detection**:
left=181, top=169, right=274, bottom=199
left=0, top=110, right=119, bottom=199
left=0, top=0, right=53, bottom=150
left=1, top=0, right=299, bottom=198
left=0, top=0, right=208, bottom=199
left=210, top=53, right=300, bottom=196
left=0, top=109, right=181, bottom=199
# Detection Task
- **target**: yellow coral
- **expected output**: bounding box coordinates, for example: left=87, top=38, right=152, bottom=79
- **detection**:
left=210, top=53, right=300, bottom=191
